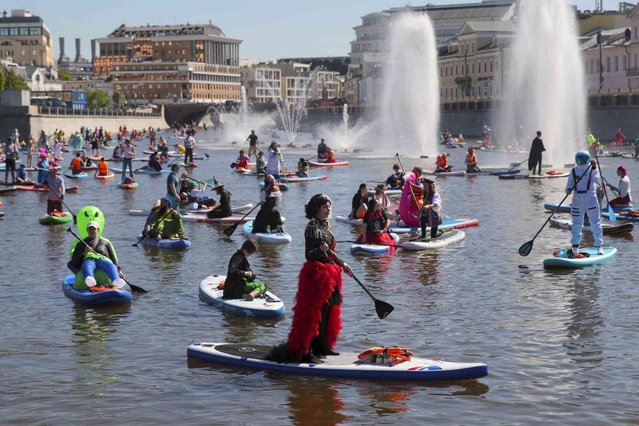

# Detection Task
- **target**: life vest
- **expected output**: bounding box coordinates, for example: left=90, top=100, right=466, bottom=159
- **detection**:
left=236, top=156, right=249, bottom=168
left=436, top=155, right=447, bottom=168
left=325, top=151, right=336, bottom=163
left=357, top=346, right=413, bottom=365
left=467, top=154, right=477, bottom=165
left=98, top=161, right=109, bottom=175
left=70, top=157, right=83, bottom=171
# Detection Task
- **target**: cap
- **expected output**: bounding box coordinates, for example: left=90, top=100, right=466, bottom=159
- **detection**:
left=171, top=164, right=180, bottom=170
left=87, top=221, right=100, bottom=229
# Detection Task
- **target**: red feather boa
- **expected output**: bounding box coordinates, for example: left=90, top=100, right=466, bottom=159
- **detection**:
left=287, top=261, right=343, bottom=357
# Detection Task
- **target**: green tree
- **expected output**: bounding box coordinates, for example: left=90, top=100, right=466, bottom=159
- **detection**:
left=87, top=89, right=110, bottom=108
left=58, top=69, right=73, bottom=81
left=0, top=70, right=6, bottom=91
left=5, top=70, right=30, bottom=91
left=112, top=91, right=127, bottom=106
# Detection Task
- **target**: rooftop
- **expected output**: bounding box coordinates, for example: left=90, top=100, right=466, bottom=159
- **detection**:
left=107, top=23, right=225, bottom=38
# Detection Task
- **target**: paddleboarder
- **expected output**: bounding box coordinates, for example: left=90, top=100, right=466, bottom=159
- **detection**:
left=465, top=147, right=481, bottom=173
left=144, top=197, right=188, bottom=240
left=418, top=178, right=442, bottom=240
left=385, top=164, right=404, bottom=189
left=349, top=183, right=369, bottom=219
left=566, top=150, right=604, bottom=257
left=356, top=199, right=394, bottom=246
left=246, top=130, right=258, bottom=159
left=252, top=196, right=283, bottom=233
left=166, top=164, right=181, bottom=208
left=207, top=183, right=232, bottom=219
left=317, top=139, right=327, bottom=159
left=223, top=239, right=267, bottom=301
left=528, top=131, right=545, bottom=175
left=606, top=165, right=632, bottom=206
left=268, top=194, right=352, bottom=364
left=44, top=167, right=65, bottom=214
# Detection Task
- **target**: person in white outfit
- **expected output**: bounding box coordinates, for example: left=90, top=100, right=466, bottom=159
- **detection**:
left=265, top=141, right=281, bottom=179
left=566, top=150, right=604, bottom=257
left=606, top=165, right=632, bottom=206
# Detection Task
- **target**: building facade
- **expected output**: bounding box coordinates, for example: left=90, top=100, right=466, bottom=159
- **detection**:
left=0, top=9, right=54, bottom=69
left=240, top=64, right=282, bottom=103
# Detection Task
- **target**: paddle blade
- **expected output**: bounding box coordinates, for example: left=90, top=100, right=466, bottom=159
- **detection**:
left=518, top=240, right=534, bottom=257
left=128, top=283, right=148, bottom=294
left=375, top=299, right=394, bottom=319
left=223, top=223, right=238, bottom=237
left=608, top=205, right=617, bottom=224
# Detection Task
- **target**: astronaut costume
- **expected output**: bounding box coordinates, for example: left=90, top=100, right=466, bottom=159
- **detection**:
left=566, top=150, right=604, bottom=255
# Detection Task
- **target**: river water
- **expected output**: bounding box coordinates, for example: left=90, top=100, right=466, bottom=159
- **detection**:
left=2, top=132, right=638, bottom=425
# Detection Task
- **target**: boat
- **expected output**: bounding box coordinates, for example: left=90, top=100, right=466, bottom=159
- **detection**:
left=242, top=221, right=292, bottom=244
left=308, top=160, right=349, bottom=167
left=62, top=274, right=132, bottom=305
left=401, top=229, right=466, bottom=250
left=39, top=212, right=73, bottom=225
left=549, top=216, right=634, bottom=235
left=186, top=342, right=488, bottom=382
left=140, top=237, right=192, bottom=249
left=543, top=247, right=617, bottom=269
left=350, top=233, right=399, bottom=255
left=198, top=275, right=284, bottom=318
left=280, top=175, right=327, bottom=183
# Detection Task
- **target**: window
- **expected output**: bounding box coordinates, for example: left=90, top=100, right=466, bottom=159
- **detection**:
left=9, top=28, right=19, bottom=36
left=614, top=56, right=618, bottom=72
left=0, top=28, right=7, bottom=36
left=19, top=27, right=29, bottom=35
left=624, top=56, right=627, bottom=71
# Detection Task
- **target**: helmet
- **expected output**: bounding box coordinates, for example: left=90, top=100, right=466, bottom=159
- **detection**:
left=575, top=150, right=591, bottom=165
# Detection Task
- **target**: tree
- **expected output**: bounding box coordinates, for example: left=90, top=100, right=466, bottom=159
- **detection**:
left=87, top=89, right=110, bottom=108
left=0, top=70, right=5, bottom=91
left=112, top=91, right=127, bottom=107
left=5, top=70, right=30, bottom=91
left=58, top=69, right=73, bottom=81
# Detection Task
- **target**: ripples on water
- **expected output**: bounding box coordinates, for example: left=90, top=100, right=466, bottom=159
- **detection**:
left=2, top=134, right=639, bottom=424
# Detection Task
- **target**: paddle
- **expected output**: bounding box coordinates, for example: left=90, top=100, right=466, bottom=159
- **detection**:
left=507, top=157, right=529, bottom=173
left=594, top=155, right=616, bottom=224
left=602, top=176, right=620, bottom=196
left=519, top=165, right=592, bottom=256
left=328, top=249, right=394, bottom=319
left=132, top=208, right=174, bottom=247
left=66, top=227, right=147, bottom=293
left=223, top=202, right=262, bottom=237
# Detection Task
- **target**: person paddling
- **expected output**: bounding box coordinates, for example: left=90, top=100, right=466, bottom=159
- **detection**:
left=465, top=147, right=481, bottom=173
left=434, top=153, right=452, bottom=172
left=324, top=147, right=336, bottom=163
left=565, top=150, right=604, bottom=257
left=166, top=164, right=181, bottom=208
left=148, top=152, right=162, bottom=171
left=606, top=165, right=632, bottom=206
left=144, top=197, right=188, bottom=240
left=385, top=164, right=404, bottom=189
left=252, top=196, right=283, bottom=233
left=95, top=157, right=110, bottom=177
left=317, top=139, right=327, bottom=159
left=44, top=167, right=65, bottom=214
left=70, top=152, right=84, bottom=175
left=235, top=150, right=249, bottom=169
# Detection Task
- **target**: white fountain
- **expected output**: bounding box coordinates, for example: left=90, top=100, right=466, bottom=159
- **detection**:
left=497, top=0, right=586, bottom=166
left=239, top=85, right=248, bottom=131
left=378, top=12, right=440, bottom=157
left=342, top=103, right=349, bottom=139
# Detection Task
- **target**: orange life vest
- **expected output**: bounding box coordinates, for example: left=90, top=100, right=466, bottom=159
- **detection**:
left=357, top=346, right=413, bottom=365
left=70, top=157, right=83, bottom=171
left=436, top=155, right=448, bottom=168
left=98, top=161, right=109, bottom=175
left=467, top=154, right=477, bottom=165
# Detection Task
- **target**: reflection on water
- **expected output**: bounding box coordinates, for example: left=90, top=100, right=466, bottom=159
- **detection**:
left=286, top=378, right=347, bottom=426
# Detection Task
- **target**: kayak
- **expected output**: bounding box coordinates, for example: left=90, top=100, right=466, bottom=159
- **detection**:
left=128, top=203, right=255, bottom=217
left=308, top=160, right=349, bottom=167
left=425, top=170, right=467, bottom=177
left=350, top=233, right=399, bottom=255
left=117, top=182, right=138, bottom=190
left=62, top=274, right=132, bottom=306
left=544, top=202, right=632, bottom=213
left=389, top=217, right=480, bottom=234
left=242, top=220, right=292, bottom=244
left=187, top=342, right=488, bottom=382
left=63, top=171, right=88, bottom=179
left=95, top=172, right=115, bottom=180
left=134, top=167, right=169, bottom=174
left=16, top=185, right=79, bottom=193
left=140, top=237, right=191, bottom=249
left=543, top=247, right=617, bottom=269
left=39, top=212, right=73, bottom=225
left=198, top=275, right=285, bottom=318
left=401, top=229, right=466, bottom=251
left=549, top=216, right=634, bottom=236
left=280, top=175, right=327, bottom=183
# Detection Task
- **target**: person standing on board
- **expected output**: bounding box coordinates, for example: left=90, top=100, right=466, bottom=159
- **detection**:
left=120, top=139, right=135, bottom=183
left=247, top=130, right=258, bottom=160
left=528, top=131, right=545, bottom=176
left=565, top=150, right=603, bottom=257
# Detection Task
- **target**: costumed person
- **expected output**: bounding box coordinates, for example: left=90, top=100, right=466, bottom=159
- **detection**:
left=324, top=147, right=336, bottom=163
left=565, top=150, right=604, bottom=257
left=95, top=157, right=110, bottom=177
left=297, top=157, right=309, bottom=177
left=587, top=130, right=597, bottom=156
left=36, top=152, right=49, bottom=186
left=256, top=151, right=266, bottom=174
left=223, top=239, right=267, bottom=301
left=178, top=172, right=197, bottom=206
left=606, top=165, right=632, bottom=206
left=356, top=199, right=395, bottom=246
left=465, top=147, right=481, bottom=173
left=166, top=164, right=181, bottom=208
left=385, top=164, right=404, bottom=189
left=144, top=197, right=188, bottom=240
left=207, top=183, right=232, bottom=218
left=266, top=141, right=281, bottom=179
left=235, top=150, right=249, bottom=169
left=434, top=153, right=452, bottom=172
left=252, top=196, right=283, bottom=233
left=418, top=178, right=442, bottom=240
left=148, top=152, right=163, bottom=171
left=349, top=183, right=369, bottom=219
left=317, top=139, right=328, bottom=159
left=528, top=131, right=545, bottom=175
left=260, top=174, right=281, bottom=205
left=267, top=194, right=352, bottom=364
left=614, top=128, right=626, bottom=145
left=69, top=220, right=126, bottom=289
left=373, top=183, right=397, bottom=219
left=399, top=170, right=424, bottom=227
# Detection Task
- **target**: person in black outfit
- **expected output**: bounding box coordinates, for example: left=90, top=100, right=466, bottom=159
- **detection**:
left=385, top=164, right=404, bottom=189
left=528, top=130, right=546, bottom=175
left=223, top=240, right=261, bottom=300
left=317, top=139, right=328, bottom=159
left=350, top=183, right=369, bottom=218
left=207, top=184, right=232, bottom=218
left=247, top=130, right=258, bottom=159
left=252, top=196, right=283, bottom=233
left=148, top=153, right=162, bottom=171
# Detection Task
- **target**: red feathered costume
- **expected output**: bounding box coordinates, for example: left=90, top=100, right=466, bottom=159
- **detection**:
left=287, top=260, right=343, bottom=357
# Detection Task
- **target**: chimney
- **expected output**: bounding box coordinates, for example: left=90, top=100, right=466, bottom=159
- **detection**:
left=91, top=39, right=96, bottom=61
left=58, top=37, right=65, bottom=62
left=74, top=38, right=81, bottom=62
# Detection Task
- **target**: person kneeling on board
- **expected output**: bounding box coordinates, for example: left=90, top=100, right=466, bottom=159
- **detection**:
left=252, top=196, right=283, bottom=233
left=606, top=165, right=632, bottom=207
left=357, top=199, right=395, bottom=246
left=224, top=240, right=267, bottom=301
left=565, top=150, right=604, bottom=257
left=207, top=183, right=232, bottom=219
left=144, top=197, right=188, bottom=240
left=349, top=183, right=369, bottom=219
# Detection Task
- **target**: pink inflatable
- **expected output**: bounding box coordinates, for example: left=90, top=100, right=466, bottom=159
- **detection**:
left=399, top=172, right=423, bottom=226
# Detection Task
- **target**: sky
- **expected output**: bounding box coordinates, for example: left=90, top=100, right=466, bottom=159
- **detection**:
left=8, top=0, right=600, bottom=62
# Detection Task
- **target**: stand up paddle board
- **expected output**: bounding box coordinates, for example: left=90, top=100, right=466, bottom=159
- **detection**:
left=401, top=229, right=466, bottom=251
left=549, top=216, right=634, bottom=235
left=187, top=342, right=488, bottom=382
left=199, top=275, right=284, bottom=318
left=543, top=247, right=617, bottom=269
left=350, top=233, right=399, bottom=255
left=389, top=218, right=479, bottom=234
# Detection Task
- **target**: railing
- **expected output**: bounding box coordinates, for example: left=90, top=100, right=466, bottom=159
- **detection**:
left=36, top=106, right=162, bottom=117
